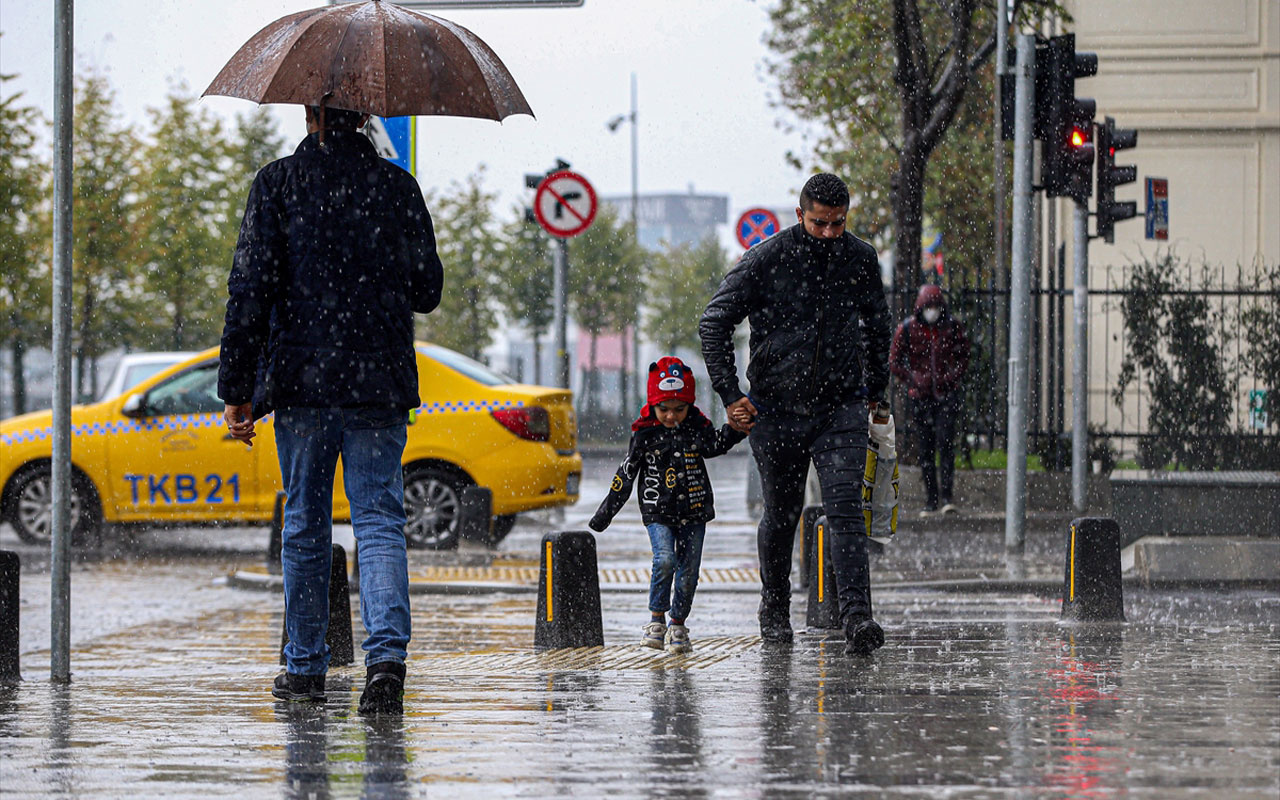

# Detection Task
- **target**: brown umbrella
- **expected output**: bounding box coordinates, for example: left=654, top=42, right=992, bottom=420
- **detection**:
left=203, top=0, right=533, bottom=121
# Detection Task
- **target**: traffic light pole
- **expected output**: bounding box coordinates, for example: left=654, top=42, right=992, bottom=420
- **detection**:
left=1005, top=34, right=1036, bottom=561
left=1071, top=200, right=1089, bottom=513
left=552, top=238, right=570, bottom=389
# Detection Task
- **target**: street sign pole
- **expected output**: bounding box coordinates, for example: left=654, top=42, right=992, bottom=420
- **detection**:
left=1071, top=200, right=1090, bottom=514
left=553, top=239, right=569, bottom=389
left=1005, top=34, right=1036, bottom=563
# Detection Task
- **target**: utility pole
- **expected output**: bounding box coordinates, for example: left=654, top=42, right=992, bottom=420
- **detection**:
left=993, top=0, right=1009, bottom=435
left=1071, top=200, right=1089, bottom=513
left=1005, top=34, right=1036, bottom=561
left=51, top=0, right=74, bottom=683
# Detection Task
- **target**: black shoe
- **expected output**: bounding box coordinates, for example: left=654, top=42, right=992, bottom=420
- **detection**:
left=272, top=671, right=326, bottom=702
left=844, top=617, right=885, bottom=657
left=758, top=603, right=794, bottom=644
left=359, top=661, right=406, bottom=716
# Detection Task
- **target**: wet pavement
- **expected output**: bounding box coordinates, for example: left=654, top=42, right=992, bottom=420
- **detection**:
left=2, top=452, right=1278, bottom=798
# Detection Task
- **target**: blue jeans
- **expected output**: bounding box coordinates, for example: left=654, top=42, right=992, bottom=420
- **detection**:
left=646, top=522, right=707, bottom=622
left=275, top=406, right=411, bottom=675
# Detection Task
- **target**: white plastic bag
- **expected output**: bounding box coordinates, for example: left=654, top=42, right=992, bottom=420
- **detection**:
left=863, top=411, right=899, bottom=542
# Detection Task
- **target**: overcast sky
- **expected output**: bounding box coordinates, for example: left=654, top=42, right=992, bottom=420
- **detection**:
left=0, top=0, right=818, bottom=236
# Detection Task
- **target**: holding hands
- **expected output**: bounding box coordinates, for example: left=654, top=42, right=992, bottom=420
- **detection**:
left=727, top=396, right=758, bottom=433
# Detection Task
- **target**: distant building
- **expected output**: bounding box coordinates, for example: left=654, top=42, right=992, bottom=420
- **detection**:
left=602, top=192, right=729, bottom=250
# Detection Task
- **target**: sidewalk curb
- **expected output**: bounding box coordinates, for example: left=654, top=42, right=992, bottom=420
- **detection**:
left=227, top=570, right=1279, bottom=596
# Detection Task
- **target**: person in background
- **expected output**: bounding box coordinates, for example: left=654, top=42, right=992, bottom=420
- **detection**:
left=889, top=284, right=970, bottom=515
left=588, top=357, right=747, bottom=654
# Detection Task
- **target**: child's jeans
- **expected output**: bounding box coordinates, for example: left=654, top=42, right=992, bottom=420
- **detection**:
left=646, top=521, right=707, bottom=621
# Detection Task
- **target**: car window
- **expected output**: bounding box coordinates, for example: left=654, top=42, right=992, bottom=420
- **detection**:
left=146, top=362, right=223, bottom=416
left=420, top=345, right=515, bottom=387
left=125, top=362, right=177, bottom=392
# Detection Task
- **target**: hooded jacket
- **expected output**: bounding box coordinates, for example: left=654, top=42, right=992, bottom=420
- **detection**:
left=699, top=224, right=892, bottom=416
left=218, top=130, right=444, bottom=418
left=589, top=405, right=746, bottom=530
left=889, top=284, right=970, bottom=400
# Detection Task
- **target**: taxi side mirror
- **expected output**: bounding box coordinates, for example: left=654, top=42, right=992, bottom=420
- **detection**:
left=121, top=393, right=149, bottom=418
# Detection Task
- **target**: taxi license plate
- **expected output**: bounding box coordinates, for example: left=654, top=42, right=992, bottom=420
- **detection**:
left=566, top=473, right=581, bottom=496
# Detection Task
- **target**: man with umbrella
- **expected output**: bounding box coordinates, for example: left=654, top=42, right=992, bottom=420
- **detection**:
left=208, top=1, right=533, bottom=715
left=219, top=104, right=443, bottom=715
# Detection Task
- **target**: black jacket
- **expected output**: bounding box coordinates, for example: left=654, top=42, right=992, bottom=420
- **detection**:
left=699, top=224, right=891, bottom=416
left=218, top=130, right=444, bottom=417
left=589, top=407, right=746, bottom=530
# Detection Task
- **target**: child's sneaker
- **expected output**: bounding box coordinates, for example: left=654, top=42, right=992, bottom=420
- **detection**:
left=664, top=623, right=692, bottom=654
left=641, top=621, right=667, bottom=649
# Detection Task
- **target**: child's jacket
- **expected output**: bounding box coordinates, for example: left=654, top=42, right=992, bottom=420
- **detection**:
left=589, top=406, right=745, bottom=531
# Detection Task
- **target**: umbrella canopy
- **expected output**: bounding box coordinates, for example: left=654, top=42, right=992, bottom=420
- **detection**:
left=203, top=0, right=533, bottom=121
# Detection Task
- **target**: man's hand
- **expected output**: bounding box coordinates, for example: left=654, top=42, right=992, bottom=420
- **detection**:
left=224, top=403, right=256, bottom=446
left=726, top=396, right=758, bottom=433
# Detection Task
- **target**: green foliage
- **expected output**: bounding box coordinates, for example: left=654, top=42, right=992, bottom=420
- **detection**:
left=765, top=0, right=1060, bottom=305
left=493, top=207, right=554, bottom=381
left=1112, top=254, right=1235, bottom=469
left=644, top=235, right=729, bottom=354
left=137, top=84, right=240, bottom=351
left=569, top=204, right=644, bottom=409
left=71, top=71, right=148, bottom=399
left=416, top=171, right=502, bottom=360
left=0, top=70, right=50, bottom=414
left=1238, top=262, right=1280, bottom=431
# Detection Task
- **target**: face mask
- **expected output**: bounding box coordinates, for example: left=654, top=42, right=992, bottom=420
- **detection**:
left=922, top=308, right=942, bottom=324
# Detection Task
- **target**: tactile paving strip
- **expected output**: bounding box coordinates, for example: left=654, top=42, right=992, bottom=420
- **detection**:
left=403, top=565, right=761, bottom=585
left=410, top=635, right=762, bottom=674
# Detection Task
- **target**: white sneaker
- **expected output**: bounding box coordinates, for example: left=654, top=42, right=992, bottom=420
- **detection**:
left=941, top=503, right=958, bottom=515
left=641, top=621, right=667, bottom=649
left=664, top=623, right=692, bottom=654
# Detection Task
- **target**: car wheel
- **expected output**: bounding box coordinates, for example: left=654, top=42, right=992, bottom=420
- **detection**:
left=6, top=465, right=102, bottom=547
left=489, top=514, right=518, bottom=545
left=401, top=466, right=466, bottom=550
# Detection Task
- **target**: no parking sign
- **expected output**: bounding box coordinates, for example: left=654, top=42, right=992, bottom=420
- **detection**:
left=735, top=207, right=781, bottom=249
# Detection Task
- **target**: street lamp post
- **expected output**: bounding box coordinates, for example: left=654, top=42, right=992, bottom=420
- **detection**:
left=607, top=73, right=639, bottom=416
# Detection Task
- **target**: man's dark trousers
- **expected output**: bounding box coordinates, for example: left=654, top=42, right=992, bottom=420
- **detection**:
left=750, top=399, right=872, bottom=623
left=910, top=395, right=958, bottom=508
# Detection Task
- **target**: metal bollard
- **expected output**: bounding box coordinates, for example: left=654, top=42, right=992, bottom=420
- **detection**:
left=746, top=458, right=763, bottom=518
left=267, top=491, right=286, bottom=574
left=804, top=515, right=842, bottom=630
left=458, top=486, right=494, bottom=544
left=1061, top=517, right=1125, bottom=622
left=0, top=551, right=19, bottom=681
left=280, top=543, right=356, bottom=667
left=535, top=531, right=604, bottom=650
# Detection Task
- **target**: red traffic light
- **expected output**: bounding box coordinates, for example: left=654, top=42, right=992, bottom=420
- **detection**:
left=1071, top=127, right=1088, bottom=148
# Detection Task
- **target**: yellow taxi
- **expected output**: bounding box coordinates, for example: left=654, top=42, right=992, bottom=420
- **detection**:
left=0, top=343, right=580, bottom=549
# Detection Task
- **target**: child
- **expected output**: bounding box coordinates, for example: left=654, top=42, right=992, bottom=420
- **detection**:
left=589, top=356, right=747, bottom=654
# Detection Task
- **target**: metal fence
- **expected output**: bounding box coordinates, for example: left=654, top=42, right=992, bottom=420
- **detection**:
left=888, top=257, right=1280, bottom=469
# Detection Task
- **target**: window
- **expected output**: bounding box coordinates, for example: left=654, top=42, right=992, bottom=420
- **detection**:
left=146, top=362, right=223, bottom=416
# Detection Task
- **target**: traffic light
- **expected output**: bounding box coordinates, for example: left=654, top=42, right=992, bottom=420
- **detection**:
left=1095, top=116, right=1139, bottom=243
left=1040, top=34, right=1097, bottom=203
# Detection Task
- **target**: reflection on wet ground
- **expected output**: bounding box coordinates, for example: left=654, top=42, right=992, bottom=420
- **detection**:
left=2, top=453, right=1278, bottom=797
left=3, top=584, right=1277, bottom=798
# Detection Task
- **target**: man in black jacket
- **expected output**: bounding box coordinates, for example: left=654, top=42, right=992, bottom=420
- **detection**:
left=699, top=173, right=891, bottom=656
left=218, top=105, right=443, bottom=713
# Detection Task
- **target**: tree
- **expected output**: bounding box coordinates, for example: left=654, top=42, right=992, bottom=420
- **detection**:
left=568, top=204, right=643, bottom=414
left=226, top=107, right=286, bottom=223
left=494, top=208, right=554, bottom=384
left=70, top=71, right=147, bottom=400
left=645, top=235, right=730, bottom=355
left=137, top=84, right=240, bottom=351
left=0, top=70, right=50, bottom=415
left=416, top=171, right=502, bottom=360
left=766, top=0, right=1053, bottom=315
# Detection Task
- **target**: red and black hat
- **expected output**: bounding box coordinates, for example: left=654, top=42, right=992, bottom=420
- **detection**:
left=640, top=356, right=696, bottom=418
